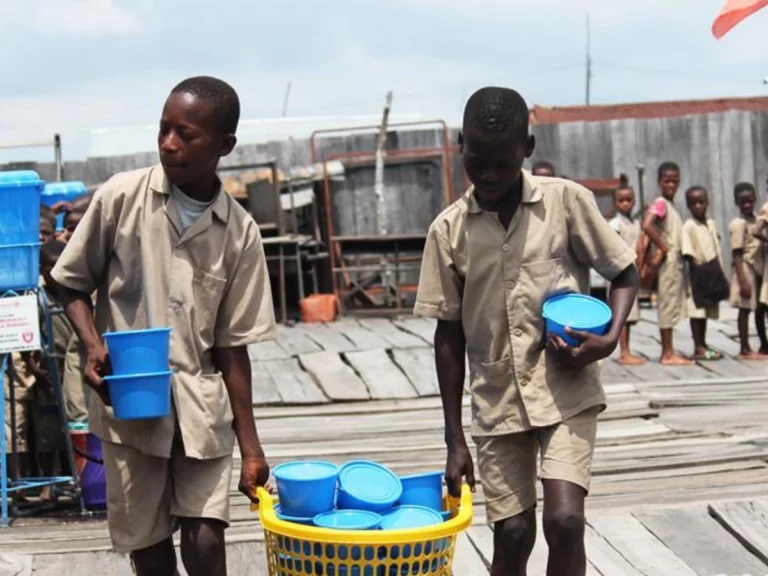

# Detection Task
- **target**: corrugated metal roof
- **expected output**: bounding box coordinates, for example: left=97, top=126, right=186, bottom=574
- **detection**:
left=531, top=96, right=768, bottom=124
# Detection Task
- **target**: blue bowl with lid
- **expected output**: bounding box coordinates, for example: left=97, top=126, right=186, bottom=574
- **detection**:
left=273, top=460, right=339, bottom=518
left=542, top=293, right=612, bottom=347
left=338, top=460, right=402, bottom=513
left=398, top=471, right=444, bottom=512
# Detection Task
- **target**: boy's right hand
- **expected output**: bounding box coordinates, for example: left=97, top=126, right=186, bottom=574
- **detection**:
left=740, top=281, right=752, bottom=300
left=84, top=343, right=112, bottom=406
left=445, top=440, right=476, bottom=498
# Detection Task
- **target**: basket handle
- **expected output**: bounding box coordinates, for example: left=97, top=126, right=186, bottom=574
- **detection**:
left=250, top=486, right=272, bottom=512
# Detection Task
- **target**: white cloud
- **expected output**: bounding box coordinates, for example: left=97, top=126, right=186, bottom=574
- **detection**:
left=32, top=0, right=142, bottom=36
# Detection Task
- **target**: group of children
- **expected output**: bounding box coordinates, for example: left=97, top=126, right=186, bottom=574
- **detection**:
left=3, top=195, right=92, bottom=499
left=608, top=162, right=768, bottom=364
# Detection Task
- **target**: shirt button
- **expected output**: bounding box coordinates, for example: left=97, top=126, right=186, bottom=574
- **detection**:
left=171, top=300, right=183, bottom=310
left=502, top=244, right=510, bottom=252
left=506, top=281, right=514, bottom=289
left=520, top=378, right=528, bottom=387
left=514, top=328, right=522, bottom=336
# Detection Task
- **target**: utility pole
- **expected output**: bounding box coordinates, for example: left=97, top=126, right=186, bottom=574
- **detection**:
left=282, top=82, right=292, bottom=117
left=374, top=91, right=393, bottom=304
left=586, top=14, right=592, bottom=106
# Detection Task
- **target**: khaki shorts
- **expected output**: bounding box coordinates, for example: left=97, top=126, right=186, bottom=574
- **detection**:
left=730, top=265, right=760, bottom=311
left=102, top=435, right=233, bottom=553
left=475, top=406, right=599, bottom=524
left=687, top=298, right=719, bottom=320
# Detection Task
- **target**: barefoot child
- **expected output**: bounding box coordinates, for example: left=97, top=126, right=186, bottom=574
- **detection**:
left=682, top=186, right=727, bottom=360
left=416, top=87, right=638, bottom=576
left=609, top=185, right=645, bottom=365
left=51, top=77, right=275, bottom=576
left=641, top=162, right=692, bottom=365
left=730, top=182, right=768, bottom=357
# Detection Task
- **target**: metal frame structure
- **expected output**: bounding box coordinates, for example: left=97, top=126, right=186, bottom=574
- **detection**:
left=0, top=135, right=63, bottom=182
left=1, top=288, right=84, bottom=528
left=319, top=143, right=457, bottom=314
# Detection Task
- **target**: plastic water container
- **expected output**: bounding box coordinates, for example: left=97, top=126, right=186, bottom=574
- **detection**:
left=542, top=293, right=613, bottom=347
left=69, top=423, right=106, bottom=510
left=0, top=171, right=44, bottom=292
left=273, top=461, right=339, bottom=518
left=398, top=471, right=444, bottom=512
left=42, top=181, right=88, bottom=231
left=103, top=371, right=172, bottom=420
left=103, top=328, right=171, bottom=375
left=338, top=461, right=402, bottom=513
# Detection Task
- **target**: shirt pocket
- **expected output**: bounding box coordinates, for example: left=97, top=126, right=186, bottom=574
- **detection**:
left=517, top=259, right=573, bottom=347
left=192, top=270, right=228, bottom=341
left=469, top=357, right=513, bottom=391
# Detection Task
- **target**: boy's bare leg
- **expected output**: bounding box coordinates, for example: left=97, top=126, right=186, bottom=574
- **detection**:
left=131, top=536, right=178, bottom=576
left=180, top=518, right=227, bottom=576
left=617, top=325, right=645, bottom=365
left=542, top=480, right=587, bottom=576
left=491, top=507, right=536, bottom=576
left=660, top=328, right=692, bottom=365
left=738, top=309, right=767, bottom=359
left=756, top=304, right=768, bottom=355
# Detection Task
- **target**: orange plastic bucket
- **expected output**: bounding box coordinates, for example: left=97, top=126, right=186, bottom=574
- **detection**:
left=300, top=294, right=338, bottom=323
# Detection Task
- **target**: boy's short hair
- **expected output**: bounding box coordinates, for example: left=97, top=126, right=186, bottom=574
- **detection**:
left=734, top=181, right=756, bottom=201
left=685, top=185, right=707, bottom=203
left=657, top=161, right=680, bottom=180
left=171, top=76, right=240, bottom=135
left=612, top=185, right=634, bottom=200
left=463, top=87, right=529, bottom=140
left=40, top=204, right=56, bottom=229
left=40, top=239, right=66, bottom=267
left=532, top=160, right=555, bottom=175
left=69, top=193, right=94, bottom=215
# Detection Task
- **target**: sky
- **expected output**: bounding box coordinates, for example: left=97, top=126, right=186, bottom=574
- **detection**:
left=1, top=0, right=767, bottom=161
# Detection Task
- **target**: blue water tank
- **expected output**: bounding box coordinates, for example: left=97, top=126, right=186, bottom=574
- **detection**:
left=0, top=170, right=44, bottom=291
left=42, top=181, right=88, bottom=230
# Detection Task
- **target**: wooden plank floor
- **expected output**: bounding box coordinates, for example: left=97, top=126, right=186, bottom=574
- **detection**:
left=5, top=313, right=768, bottom=575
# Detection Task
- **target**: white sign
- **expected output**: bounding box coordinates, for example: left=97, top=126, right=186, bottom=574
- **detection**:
left=0, top=295, right=41, bottom=354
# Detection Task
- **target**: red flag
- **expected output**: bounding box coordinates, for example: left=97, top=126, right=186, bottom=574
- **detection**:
left=713, top=0, right=768, bottom=38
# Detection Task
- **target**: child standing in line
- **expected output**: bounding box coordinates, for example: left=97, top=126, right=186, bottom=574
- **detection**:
left=609, top=185, right=645, bottom=365
left=531, top=160, right=556, bottom=177
left=682, top=186, right=726, bottom=360
left=415, top=87, right=638, bottom=576
left=731, top=182, right=768, bottom=358
left=641, top=162, right=692, bottom=365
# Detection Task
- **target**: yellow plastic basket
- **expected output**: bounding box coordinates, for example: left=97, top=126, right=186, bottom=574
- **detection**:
left=255, top=485, right=473, bottom=576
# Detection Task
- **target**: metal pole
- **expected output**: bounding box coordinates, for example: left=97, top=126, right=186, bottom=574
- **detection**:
left=54, top=134, right=63, bottom=182
left=375, top=92, right=393, bottom=307
left=282, top=82, right=292, bottom=117
left=1, top=353, right=9, bottom=527
left=636, top=164, right=646, bottom=218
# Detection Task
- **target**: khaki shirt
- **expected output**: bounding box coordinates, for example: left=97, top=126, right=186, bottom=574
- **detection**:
left=730, top=215, right=763, bottom=273
left=415, top=171, right=636, bottom=436
left=51, top=164, right=276, bottom=459
left=682, top=218, right=723, bottom=268
left=609, top=213, right=640, bottom=254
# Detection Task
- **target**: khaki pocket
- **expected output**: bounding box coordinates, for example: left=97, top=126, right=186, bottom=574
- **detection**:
left=470, top=357, right=513, bottom=391
left=200, top=372, right=234, bottom=432
left=192, top=270, right=227, bottom=340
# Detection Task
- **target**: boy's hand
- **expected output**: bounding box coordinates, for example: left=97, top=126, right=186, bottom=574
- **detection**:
left=445, top=440, right=476, bottom=498
left=239, top=453, right=271, bottom=504
left=84, top=343, right=112, bottom=406
left=649, top=249, right=666, bottom=268
left=547, top=328, right=617, bottom=370
left=740, top=280, right=752, bottom=300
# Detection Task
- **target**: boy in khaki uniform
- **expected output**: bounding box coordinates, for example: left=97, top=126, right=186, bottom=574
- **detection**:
left=731, top=182, right=768, bottom=357
left=415, top=87, right=638, bottom=576
left=641, top=162, right=692, bottom=365
left=681, top=187, right=725, bottom=360
left=609, top=185, right=645, bottom=365
left=51, top=77, right=275, bottom=576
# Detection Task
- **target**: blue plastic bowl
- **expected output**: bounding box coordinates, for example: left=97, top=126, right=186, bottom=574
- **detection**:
left=273, top=461, right=339, bottom=518
left=398, top=471, right=443, bottom=512
left=274, top=504, right=315, bottom=526
left=338, top=461, right=403, bottom=513
left=103, top=328, right=171, bottom=376
left=104, top=371, right=172, bottom=420
left=380, top=506, right=443, bottom=531
left=542, top=293, right=612, bottom=347
left=314, top=510, right=382, bottom=530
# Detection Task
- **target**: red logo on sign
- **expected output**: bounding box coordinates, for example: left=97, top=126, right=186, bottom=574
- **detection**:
left=21, top=332, right=34, bottom=343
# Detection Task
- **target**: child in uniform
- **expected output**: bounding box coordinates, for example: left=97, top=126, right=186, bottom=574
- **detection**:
left=415, top=87, right=638, bottom=576
left=531, top=160, right=555, bottom=177
left=731, top=182, right=768, bottom=357
left=641, top=162, right=692, bottom=365
left=682, top=186, right=725, bottom=360
left=609, top=185, right=644, bottom=365
left=51, top=76, right=275, bottom=576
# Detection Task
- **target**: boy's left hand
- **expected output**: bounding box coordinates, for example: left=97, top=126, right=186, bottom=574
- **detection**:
left=547, top=327, right=617, bottom=369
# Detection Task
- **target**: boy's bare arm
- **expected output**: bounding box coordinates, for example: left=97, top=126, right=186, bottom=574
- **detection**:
left=56, top=284, right=111, bottom=405
left=732, top=250, right=752, bottom=299
left=434, top=319, right=475, bottom=497
left=641, top=211, right=669, bottom=253
left=213, top=346, right=270, bottom=503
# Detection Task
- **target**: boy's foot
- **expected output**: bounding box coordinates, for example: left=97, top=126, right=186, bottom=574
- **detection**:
left=39, top=486, right=54, bottom=503
left=618, top=353, right=646, bottom=366
left=694, top=349, right=723, bottom=361
left=660, top=354, right=694, bottom=366
left=739, top=350, right=768, bottom=360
